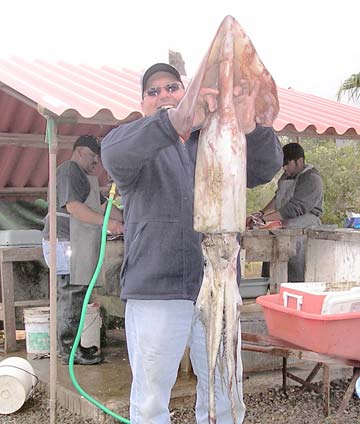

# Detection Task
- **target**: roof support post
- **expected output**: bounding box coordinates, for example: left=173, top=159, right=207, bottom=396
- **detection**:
left=45, top=117, right=58, bottom=424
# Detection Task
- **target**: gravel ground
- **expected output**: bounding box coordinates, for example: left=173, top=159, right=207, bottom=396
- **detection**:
left=0, top=378, right=359, bottom=423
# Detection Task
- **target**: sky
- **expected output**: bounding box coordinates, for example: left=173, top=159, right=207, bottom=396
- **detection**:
left=1, top=0, right=360, bottom=104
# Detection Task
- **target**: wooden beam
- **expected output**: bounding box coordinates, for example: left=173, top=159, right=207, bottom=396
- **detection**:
left=0, top=133, right=77, bottom=149
left=13, top=299, right=49, bottom=308
left=307, top=228, right=360, bottom=242
left=0, top=187, right=48, bottom=199
left=0, top=246, right=44, bottom=262
left=0, top=84, right=38, bottom=111
left=0, top=260, right=16, bottom=351
left=0, top=186, right=108, bottom=196
left=0, top=187, right=48, bottom=193
left=337, top=368, right=360, bottom=416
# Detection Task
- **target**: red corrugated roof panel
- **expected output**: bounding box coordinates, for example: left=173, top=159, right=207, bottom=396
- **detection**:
left=0, top=57, right=359, bottom=200
left=1, top=57, right=359, bottom=135
left=276, top=87, right=360, bottom=137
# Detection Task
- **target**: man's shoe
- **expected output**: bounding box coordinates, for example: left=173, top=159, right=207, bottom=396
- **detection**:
left=80, top=345, right=99, bottom=356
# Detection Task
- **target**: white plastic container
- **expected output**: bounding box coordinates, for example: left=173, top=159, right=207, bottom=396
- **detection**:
left=23, top=307, right=50, bottom=355
left=280, top=282, right=360, bottom=315
left=81, top=303, right=101, bottom=352
left=0, top=357, right=38, bottom=414
left=356, top=377, right=360, bottom=399
left=321, top=288, right=360, bottom=314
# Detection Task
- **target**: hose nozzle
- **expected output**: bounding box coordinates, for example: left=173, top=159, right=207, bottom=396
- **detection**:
left=109, top=183, right=116, bottom=200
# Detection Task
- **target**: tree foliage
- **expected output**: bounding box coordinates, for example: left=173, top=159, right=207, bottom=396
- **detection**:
left=246, top=138, right=360, bottom=226
left=337, top=72, right=360, bottom=103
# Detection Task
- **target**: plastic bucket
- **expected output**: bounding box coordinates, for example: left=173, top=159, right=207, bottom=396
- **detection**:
left=81, top=303, right=101, bottom=352
left=0, top=356, right=38, bottom=414
left=23, top=307, right=50, bottom=355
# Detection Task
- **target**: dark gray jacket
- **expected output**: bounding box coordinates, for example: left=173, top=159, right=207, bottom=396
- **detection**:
left=278, top=166, right=323, bottom=219
left=101, top=109, right=283, bottom=301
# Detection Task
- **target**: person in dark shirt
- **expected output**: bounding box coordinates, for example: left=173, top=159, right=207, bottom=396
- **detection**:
left=249, top=142, right=323, bottom=281
left=101, top=63, right=283, bottom=423
left=42, top=135, right=123, bottom=364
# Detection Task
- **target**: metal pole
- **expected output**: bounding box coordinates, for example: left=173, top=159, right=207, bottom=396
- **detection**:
left=46, top=118, right=58, bottom=424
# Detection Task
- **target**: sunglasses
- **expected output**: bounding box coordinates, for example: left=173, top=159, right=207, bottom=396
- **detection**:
left=144, top=82, right=183, bottom=97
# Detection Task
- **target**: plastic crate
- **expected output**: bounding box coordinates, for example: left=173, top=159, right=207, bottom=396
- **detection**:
left=344, top=217, right=360, bottom=228
left=256, top=293, right=360, bottom=360
left=240, top=278, right=269, bottom=299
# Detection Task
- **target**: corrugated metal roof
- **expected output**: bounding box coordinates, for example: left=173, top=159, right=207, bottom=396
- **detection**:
left=0, top=57, right=142, bottom=124
left=0, top=57, right=359, bottom=200
left=276, top=87, right=360, bottom=138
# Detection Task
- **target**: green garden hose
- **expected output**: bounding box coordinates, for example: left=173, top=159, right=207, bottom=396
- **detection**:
left=68, top=183, right=130, bottom=424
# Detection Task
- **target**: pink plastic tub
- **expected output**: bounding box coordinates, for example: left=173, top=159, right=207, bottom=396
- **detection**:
left=256, top=293, right=360, bottom=361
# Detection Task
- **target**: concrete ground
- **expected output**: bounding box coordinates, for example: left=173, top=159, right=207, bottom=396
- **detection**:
left=0, top=330, right=353, bottom=422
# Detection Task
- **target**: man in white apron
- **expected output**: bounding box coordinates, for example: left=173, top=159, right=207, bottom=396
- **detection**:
left=42, top=135, right=123, bottom=364
left=249, top=143, right=323, bottom=282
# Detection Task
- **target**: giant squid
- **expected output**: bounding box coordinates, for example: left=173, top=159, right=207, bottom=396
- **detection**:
left=168, top=16, right=279, bottom=423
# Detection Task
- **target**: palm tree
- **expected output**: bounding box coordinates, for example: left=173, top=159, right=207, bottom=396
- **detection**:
left=337, top=73, right=360, bottom=102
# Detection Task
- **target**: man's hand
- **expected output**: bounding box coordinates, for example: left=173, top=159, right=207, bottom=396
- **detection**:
left=246, top=211, right=265, bottom=229
left=233, top=80, right=260, bottom=134
left=192, top=87, right=219, bottom=128
left=107, top=219, right=123, bottom=235
left=193, top=80, right=260, bottom=133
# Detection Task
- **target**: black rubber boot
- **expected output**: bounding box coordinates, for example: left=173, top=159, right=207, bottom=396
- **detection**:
left=61, top=345, right=105, bottom=365
left=57, top=276, right=104, bottom=365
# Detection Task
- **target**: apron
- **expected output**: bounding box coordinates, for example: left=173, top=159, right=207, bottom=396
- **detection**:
left=275, top=165, right=321, bottom=281
left=70, top=175, right=102, bottom=286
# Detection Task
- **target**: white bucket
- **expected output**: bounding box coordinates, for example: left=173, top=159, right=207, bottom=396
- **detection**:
left=0, top=356, right=38, bottom=414
left=81, top=303, right=101, bottom=352
left=23, top=307, right=50, bottom=355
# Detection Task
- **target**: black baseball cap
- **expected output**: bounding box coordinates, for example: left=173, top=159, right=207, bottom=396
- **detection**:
left=73, top=135, right=100, bottom=155
left=283, top=143, right=305, bottom=165
left=141, top=63, right=183, bottom=98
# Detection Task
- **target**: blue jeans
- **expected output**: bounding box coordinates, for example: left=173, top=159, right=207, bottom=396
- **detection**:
left=125, top=299, right=245, bottom=424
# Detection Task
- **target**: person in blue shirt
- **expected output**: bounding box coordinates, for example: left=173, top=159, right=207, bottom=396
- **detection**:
left=101, top=63, right=283, bottom=424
